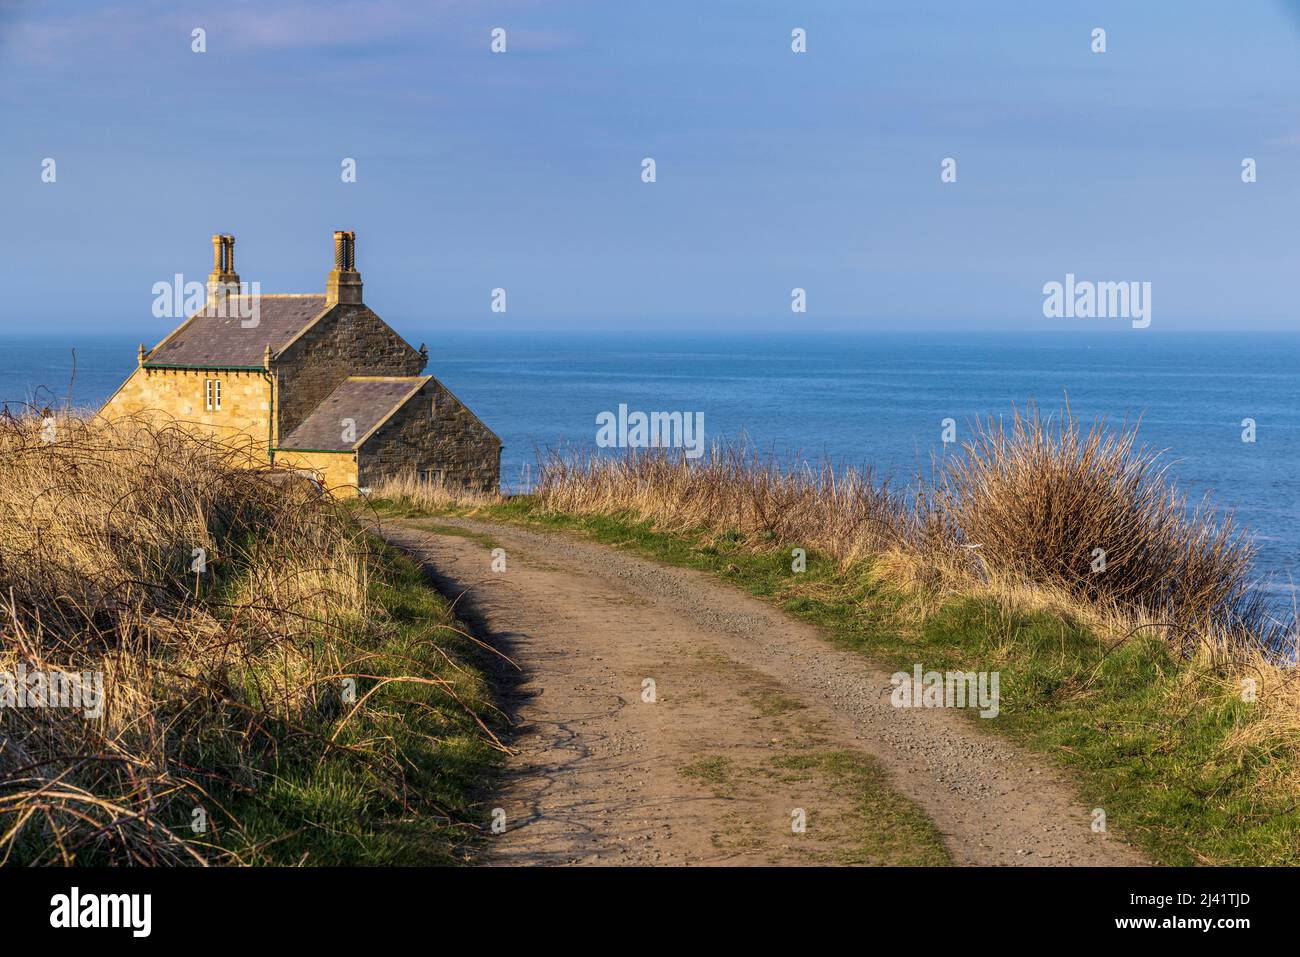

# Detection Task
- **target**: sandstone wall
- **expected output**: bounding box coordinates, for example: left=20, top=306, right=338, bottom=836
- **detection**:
left=100, top=367, right=272, bottom=460
left=272, top=449, right=359, bottom=493
left=275, top=305, right=425, bottom=441
left=359, top=379, right=501, bottom=492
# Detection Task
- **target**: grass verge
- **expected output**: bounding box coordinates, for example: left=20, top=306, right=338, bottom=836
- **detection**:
left=216, top=538, right=502, bottom=865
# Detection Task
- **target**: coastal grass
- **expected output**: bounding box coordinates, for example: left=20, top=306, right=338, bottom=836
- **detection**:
left=369, top=407, right=1300, bottom=866
left=0, top=413, right=501, bottom=866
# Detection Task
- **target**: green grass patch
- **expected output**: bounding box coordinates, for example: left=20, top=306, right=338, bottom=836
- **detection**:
left=203, top=539, right=502, bottom=865
left=680, top=756, right=734, bottom=791
left=388, top=519, right=502, bottom=550
left=772, top=750, right=951, bottom=866
left=745, top=689, right=807, bottom=718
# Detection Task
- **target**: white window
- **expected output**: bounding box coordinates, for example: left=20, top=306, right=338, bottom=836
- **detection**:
left=420, top=468, right=443, bottom=486
left=205, top=378, right=222, bottom=411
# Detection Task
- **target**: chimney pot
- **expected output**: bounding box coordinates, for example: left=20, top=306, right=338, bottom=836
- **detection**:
left=207, top=232, right=240, bottom=309
left=325, top=229, right=363, bottom=305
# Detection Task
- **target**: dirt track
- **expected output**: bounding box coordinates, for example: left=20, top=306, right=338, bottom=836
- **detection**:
left=379, top=516, right=1148, bottom=867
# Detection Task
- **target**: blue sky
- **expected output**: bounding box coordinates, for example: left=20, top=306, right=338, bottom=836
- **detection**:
left=4, top=0, right=1300, bottom=334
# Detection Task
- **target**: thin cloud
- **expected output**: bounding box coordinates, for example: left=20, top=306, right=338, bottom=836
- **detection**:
left=1, top=0, right=557, bottom=63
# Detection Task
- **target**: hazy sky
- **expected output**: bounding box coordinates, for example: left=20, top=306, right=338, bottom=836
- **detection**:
left=4, top=0, right=1300, bottom=335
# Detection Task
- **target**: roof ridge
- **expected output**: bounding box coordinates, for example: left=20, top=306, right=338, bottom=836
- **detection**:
left=345, top=375, right=425, bottom=381
left=185, top=292, right=325, bottom=304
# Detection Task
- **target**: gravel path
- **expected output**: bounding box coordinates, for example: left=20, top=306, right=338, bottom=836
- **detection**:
left=379, top=516, right=1148, bottom=867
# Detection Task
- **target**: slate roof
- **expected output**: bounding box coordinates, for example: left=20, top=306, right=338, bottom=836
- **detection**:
left=278, top=376, right=430, bottom=451
left=146, top=295, right=329, bottom=367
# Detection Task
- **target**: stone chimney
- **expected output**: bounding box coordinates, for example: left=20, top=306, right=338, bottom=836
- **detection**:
left=206, top=234, right=240, bottom=307
left=325, top=230, right=362, bottom=305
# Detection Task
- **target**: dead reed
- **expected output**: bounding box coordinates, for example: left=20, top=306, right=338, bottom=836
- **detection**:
left=0, top=410, right=486, bottom=865
left=528, top=407, right=1291, bottom=658
left=943, top=404, right=1278, bottom=650
left=536, top=445, right=922, bottom=566
left=371, top=470, right=503, bottom=512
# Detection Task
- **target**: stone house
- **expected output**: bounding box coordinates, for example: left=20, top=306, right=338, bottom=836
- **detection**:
left=101, top=231, right=501, bottom=493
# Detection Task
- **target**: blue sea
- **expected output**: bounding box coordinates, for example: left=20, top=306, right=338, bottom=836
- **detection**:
left=4, top=331, right=1298, bottom=607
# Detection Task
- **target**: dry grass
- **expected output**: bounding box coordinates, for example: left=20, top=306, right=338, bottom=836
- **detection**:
left=0, top=411, right=489, bottom=865
left=943, top=404, right=1277, bottom=650
left=535, top=446, right=932, bottom=566
left=370, top=471, right=503, bottom=512
left=525, top=408, right=1294, bottom=667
